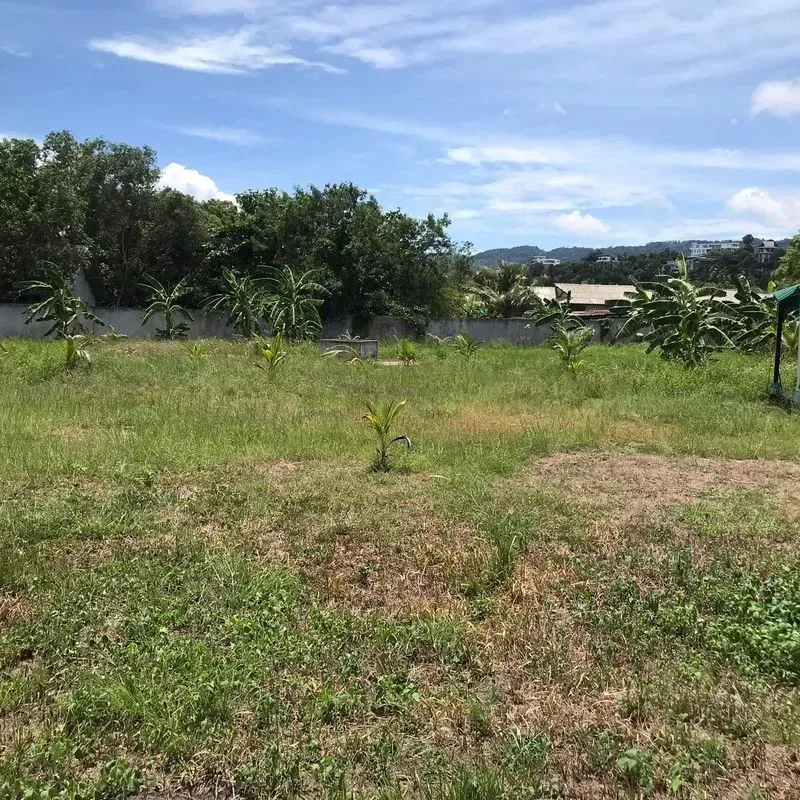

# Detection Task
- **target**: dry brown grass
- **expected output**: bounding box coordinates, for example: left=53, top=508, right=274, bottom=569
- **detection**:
left=508, top=451, right=800, bottom=520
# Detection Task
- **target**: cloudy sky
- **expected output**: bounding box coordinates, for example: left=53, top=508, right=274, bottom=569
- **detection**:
left=2, top=0, right=800, bottom=250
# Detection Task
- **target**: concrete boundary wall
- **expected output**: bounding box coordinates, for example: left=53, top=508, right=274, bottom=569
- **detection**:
left=0, top=304, right=621, bottom=345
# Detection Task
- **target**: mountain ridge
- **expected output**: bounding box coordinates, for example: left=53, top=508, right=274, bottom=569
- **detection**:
left=473, top=240, right=792, bottom=268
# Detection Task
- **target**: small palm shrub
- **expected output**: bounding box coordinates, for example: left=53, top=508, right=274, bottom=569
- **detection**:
left=363, top=399, right=411, bottom=471
left=254, top=331, right=287, bottom=381
left=322, top=343, right=367, bottom=367
left=453, top=332, right=482, bottom=361
left=397, top=338, right=417, bottom=365
left=783, top=318, right=800, bottom=362
left=185, top=342, right=208, bottom=365
left=140, top=275, right=194, bottom=339
left=549, top=323, right=594, bottom=376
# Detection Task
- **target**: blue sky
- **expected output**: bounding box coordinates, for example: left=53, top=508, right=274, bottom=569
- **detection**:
left=2, top=0, right=800, bottom=251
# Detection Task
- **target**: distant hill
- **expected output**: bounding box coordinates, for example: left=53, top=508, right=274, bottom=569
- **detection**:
left=473, top=242, right=695, bottom=268
left=473, top=239, right=794, bottom=268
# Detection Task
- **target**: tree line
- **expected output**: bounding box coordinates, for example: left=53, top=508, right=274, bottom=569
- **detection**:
left=3, top=130, right=799, bottom=327
left=0, top=131, right=473, bottom=325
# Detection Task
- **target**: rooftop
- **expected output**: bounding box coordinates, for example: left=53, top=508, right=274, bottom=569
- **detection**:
left=556, top=283, right=635, bottom=304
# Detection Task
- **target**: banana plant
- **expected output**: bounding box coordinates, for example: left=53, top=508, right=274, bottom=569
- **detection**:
left=254, top=330, right=287, bottom=381
left=615, top=256, right=734, bottom=367
left=140, top=275, right=194, bottom=339
left=205, top=269, right=266, bottom=339
left=363, top=399, right=411, bottom=471
left=64, top=334, right=93, bottom=369
left=18, top=265, right=103, bottom=338
left=262, top=266, right=329, bottom=341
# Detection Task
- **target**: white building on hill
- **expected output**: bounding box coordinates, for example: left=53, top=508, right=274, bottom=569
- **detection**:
left=531, top=256, right=562, bottom=267
left=689, top=241, right=739, bottom=258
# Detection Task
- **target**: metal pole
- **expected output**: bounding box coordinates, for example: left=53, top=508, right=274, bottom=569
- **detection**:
left=770, top=304, right=784, bottom=399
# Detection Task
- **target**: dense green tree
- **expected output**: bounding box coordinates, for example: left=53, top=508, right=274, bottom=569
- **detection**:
left=773, top=235, right=800, bottom=286
left=0, top=137, right=40, bottom=297
left=140, top=189, right=210, bottom=304
left=0, top=133, right=89, bottom=298
left=82, top=139, right=159, bottom=306
left=0, top=132, right=471, bottom=322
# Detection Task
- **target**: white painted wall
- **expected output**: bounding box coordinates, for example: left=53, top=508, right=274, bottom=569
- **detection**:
left=0, top=305, right=620, bottom=346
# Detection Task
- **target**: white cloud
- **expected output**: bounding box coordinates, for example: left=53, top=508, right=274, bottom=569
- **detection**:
left=150, top=0, right=264, bottom=14
left=323, top=38, right=409, bottom=69
left=443, top=140, right=800, bottom=172
left=158, top=162, right=235, bottom=202
left=92, top=0, right=800, bottom=82
left=728, top=188, right=800, bottom=230
left=440, top=0, right=800, bottom=86
left=88, top=28, right=338, bottom=74
left=537, top=101, right=566, bottom=115
left=451, top=209, right=480, bottom=219
left=551, top=210, right=610, bottom=237
left=176, top=125, right=266, bottom=145
left=752, top=79, right=800, bottom=119
left=1, top=43, right=31, bottom=57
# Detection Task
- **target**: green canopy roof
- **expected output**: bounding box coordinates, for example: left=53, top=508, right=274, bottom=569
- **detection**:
left=769, top=284, right=800, bottom=309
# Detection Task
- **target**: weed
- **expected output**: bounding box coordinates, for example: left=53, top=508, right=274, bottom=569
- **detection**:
left=616, top=748, right=654, bottom=793
left=499, top=729, right=550, bottom=781
left=185, top=341, right=208, bottom=364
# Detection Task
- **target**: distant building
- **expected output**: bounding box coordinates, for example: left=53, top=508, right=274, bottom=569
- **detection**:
left=689, top=241, right=739, bottom=259
left=531, top=256, right=562, bottom=267
left=754, top=238, right=777, bottom=265
left=595, top=255, right=620, bottom=265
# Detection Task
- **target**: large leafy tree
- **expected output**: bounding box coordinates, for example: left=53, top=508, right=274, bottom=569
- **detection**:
left=773, top=235, right=800, bottom=287
left=0, top=132, right=89, bottom=298
left=0, top=132, right=473, bottom=320
left=140, top=189, right=210, bottom=304
left=83, top=139, right=159, bottom=306
left=0, top=137, right=40, bottom=297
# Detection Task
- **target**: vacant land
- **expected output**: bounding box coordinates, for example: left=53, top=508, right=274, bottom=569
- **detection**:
left=2, top=340, right=800, bottom=799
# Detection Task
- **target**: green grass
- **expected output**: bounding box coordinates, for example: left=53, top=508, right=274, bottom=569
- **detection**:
left=1, top=339, right=800, bottom=798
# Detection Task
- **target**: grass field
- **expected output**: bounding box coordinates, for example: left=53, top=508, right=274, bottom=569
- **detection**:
left=2, top=339, right=800, bottom=799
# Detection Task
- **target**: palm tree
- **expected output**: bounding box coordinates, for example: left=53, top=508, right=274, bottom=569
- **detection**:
left=204, top=269, right=266, bottom=339
left=263, top=266, right=329, bottom=341
left=139, top=275, right=194, bottom=339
